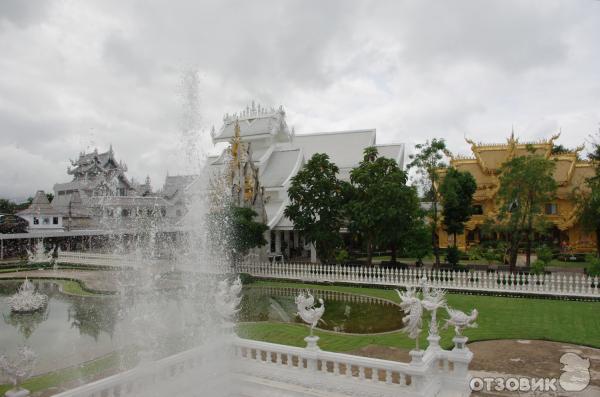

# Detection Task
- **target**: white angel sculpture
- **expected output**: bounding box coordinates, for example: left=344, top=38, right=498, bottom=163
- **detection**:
left=396, top=287, right=423, bottom=350
left=295, top=291, right=325, bottom=337
left=443, top=307, right=478, bottom=335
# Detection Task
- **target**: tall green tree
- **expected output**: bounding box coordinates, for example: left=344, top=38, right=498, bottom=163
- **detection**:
left=284, top=153, right=346, bottom=263
left=576, top=131, right=600, bottom=257
left=439, top=168, right=477, bottom=247
left=346, top=147, right=418, bottom=265
left=496, top=151, right=557, bottom=270
left=407, top=139, right=448, bottom=266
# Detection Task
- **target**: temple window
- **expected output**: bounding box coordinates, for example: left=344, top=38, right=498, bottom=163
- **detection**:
left=33, top=217, right=39, bottom=225
left=472, top=205, right=483, bottom=215
left=545, top=203, right=558, bottom=215
left=53, top=217, right=59, bottom=225
left=42, top=217, right=50, bottom=224
left=121, top=209, right=129, bottom=217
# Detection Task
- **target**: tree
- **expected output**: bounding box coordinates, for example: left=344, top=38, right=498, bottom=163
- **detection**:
left=46, top=193, right=54, bottom=203
left=407, top=139, right=448, bottom=266
left=284, top=153, right=346, bottom=263
left=346, top=147, right=418, bottom=265
left=209, top=205, right=268, bottom=264
left=0, top=198, right=17, bottom=214
left=229, top=207, right=268, bottom=259
left=496, top=151, right=557, bottom=270
left=575, top=132, right=600, bottom=257
left=439, top=168, right=477, bottom=247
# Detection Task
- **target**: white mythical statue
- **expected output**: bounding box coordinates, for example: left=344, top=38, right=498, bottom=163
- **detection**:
left=215, top=277, right=243, bottom=327
left=27, top=240, right=52, bottom=265
left=295, top=291, right=325, bottom=337
left=420, top=278, right=446, bottom=337
left=396, top=287, right=423, bottom=350
left=0, top=346, right=37, bottom=395
left=8, top=278, right=48, bottom=314
left=443, top=307, right=478, bottom=335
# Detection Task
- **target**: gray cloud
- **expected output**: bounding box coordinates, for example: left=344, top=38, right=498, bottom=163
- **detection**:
left=0, top=0, right=599, bottom=199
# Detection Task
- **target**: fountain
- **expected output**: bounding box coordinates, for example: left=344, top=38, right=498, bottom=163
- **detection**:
left=0, top=346, right=36, bottom=397
left=26, top=240, right=51, bottom=265
left=295, top=291, right=325, bottom=351
left=215, top=276, right=242, bottom=333
left=8, top=279, right=48, bottom=314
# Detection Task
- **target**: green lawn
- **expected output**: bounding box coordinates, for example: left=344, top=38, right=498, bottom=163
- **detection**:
left=0, top=352, right=136, bottom=395
left=237, top=280, right=600, bottom=351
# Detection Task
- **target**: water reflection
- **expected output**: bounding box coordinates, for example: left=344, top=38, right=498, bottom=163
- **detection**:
left=239, top=286, right=404, bottom=334
left=3, top=309, right=49, bottom=339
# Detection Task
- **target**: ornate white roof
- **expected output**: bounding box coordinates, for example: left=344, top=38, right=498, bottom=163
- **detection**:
left=260, top=148, right=302, bottom=188
left=206, top=104, right=406, bottom=230
left=212, top=103, right=291, bottom=143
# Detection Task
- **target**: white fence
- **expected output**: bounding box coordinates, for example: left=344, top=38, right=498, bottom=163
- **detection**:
left=56, top=251, right=170, bottom=269
left=239, top=262, right=600, bottom=298
left=56, top=252, right=600, bottom=298
left=53, top=336, right=473, bottom=397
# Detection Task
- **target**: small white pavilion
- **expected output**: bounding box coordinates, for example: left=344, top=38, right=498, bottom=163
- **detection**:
left=17, top=190, right=64, bottom=231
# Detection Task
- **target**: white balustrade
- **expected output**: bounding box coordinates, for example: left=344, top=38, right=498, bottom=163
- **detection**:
left=55, top=252, right=599, bottom=298
left=236, top=262, right=599, bottom=298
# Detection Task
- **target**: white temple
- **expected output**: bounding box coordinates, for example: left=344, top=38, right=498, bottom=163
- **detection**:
left=205, top=103, right=405, bottom=261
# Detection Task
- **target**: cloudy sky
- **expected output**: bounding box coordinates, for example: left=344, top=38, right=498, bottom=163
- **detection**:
left=1, top=0, right=599, bottom=200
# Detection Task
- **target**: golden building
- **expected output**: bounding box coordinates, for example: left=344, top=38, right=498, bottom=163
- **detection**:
left=437, top=133, right=596, bottom=253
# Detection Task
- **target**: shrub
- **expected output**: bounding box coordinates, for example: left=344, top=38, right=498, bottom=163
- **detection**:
left=531, top=259, right=546, bottom=275
left=467, top=245, right=482, bottom=261
left=445, top=246, right=460, bottom=267
left=585, top=254, right=600, bottom=276
left=238, top=273, right=254, bottom=285
left=536, top=245, right=553, bottom=265
left=335, top=249, right=349, bottom=264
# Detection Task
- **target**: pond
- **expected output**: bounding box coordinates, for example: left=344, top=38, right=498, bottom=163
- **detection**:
left=0, top=280, right=119, bottom=375
left=239, top=286, right=404, bottom=334
left=0, top=281, right=404, bottom=375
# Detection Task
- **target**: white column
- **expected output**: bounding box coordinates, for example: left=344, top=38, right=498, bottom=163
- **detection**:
left=275, top=230, right=282, bottom=254
left=284, top=230, right=290, bottom=257
left=293, top=231, right=299, bottom=249
left=310, top=243, right=317, bottom=263
left=265, top=231, right=272, bottom=254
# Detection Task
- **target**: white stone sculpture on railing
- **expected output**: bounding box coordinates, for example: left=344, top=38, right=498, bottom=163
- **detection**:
left=26, top=240, right=51, bottom=265
left=420, top=277, right=447, bottom=350
left=215, top=276, right=243, bottom=332
left=396, top=287, right=423, bottom=353
left=8, top=279, right=48, bottom=314
left=0, top=346, right=37, bottom=397
left=443, top=307, right=478, bottom=350
left=295, top=291, right=325, bottom=350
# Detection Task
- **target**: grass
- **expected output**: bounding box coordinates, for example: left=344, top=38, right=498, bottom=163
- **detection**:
left=0, top=352, right=136, bottom=395
left=58, top=280, right=99, bottom=296
left=237, top=280, right=600, bottom=352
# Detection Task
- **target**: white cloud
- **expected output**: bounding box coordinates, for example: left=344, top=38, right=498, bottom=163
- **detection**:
left=0, top=0, right=599, bottom=198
